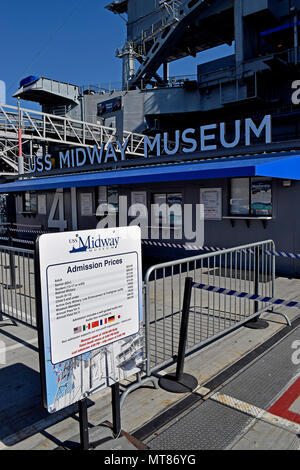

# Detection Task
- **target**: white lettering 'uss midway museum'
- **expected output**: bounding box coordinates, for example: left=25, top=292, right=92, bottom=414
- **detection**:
left=29, top=115, right=272, bottom=173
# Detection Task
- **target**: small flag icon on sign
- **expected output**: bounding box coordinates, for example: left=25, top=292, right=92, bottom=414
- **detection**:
left=74, top=326, right=82, bottom=334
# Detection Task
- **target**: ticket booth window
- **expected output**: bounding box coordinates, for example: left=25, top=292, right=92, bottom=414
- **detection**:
left=230, top=178, right=272, bottom=216
left=153, top=193, right=183, bottom=228
left=23, top=192, right=37, bottom=214
left=97, top=186, right=119, bottom=213
left=230, top=179, right=250, bottom=215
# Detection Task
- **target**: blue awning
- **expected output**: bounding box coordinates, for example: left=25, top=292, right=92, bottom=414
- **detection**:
left=1, top=152, right=300, bottom=193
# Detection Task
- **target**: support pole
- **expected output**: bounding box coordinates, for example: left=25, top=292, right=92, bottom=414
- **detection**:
left=159, top=277, right=198, bottom=393
left=294, top=11, right=298, bottom=65
left=8, top=233, right=16, bottom=289
left=234, top=0, right=244, bottom=78
left=163, top=62, right=169, bottom=84
left=5, top=229, right=21, bottom=290
left=246, top=246, right=269, bottom=329
left=17, top=97, right=24, bottom=176
left=176, top=277, right=193, bottom=382
left=111, top=382, right=121, bottom=437
left=78, top=398, right=89, bottom=450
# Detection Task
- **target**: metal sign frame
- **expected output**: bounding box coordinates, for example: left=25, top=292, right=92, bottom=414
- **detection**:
left=35, top=226, right=143, bottom=414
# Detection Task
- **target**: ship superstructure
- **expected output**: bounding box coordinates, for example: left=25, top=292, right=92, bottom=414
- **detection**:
left=1, top=1, right=300, bottom=276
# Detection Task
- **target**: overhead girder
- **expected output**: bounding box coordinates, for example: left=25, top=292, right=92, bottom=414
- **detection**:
left=129, top=0, right=233, bottom=88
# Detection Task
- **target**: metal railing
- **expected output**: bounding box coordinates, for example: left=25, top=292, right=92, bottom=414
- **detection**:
left=0, top=238, right=295, bottom=408
left=80, top=83, right=123, bottom=95
left=144, top=240, right=276, bottom=376
left=0, top=245, right=36, bottom=327
left=0, top=104, right=152, bottom=173
left=0, top=239, right=276, bottom=340
left=0, top=104, right=118, bottom=148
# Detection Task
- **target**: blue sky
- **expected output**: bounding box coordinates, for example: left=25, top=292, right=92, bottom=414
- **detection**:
left=1, top=0, right=233, bottom=107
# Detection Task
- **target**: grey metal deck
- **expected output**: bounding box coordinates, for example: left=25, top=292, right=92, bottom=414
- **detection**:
left=147, top=326, right=300, bottom=450
left=0, top=276, right=299, bottom=450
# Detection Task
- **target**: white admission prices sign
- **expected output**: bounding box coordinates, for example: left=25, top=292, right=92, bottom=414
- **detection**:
left=37, top=226, right=143, bottom=412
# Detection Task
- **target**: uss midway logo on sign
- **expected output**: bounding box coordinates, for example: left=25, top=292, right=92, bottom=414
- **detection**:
left=69, top=234, right=120, bottom=254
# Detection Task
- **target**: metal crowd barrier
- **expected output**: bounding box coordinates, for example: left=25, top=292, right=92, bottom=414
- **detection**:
left=0, top=239, right=295, bottom=408
left=0, top=245, right=36, bottom=327
left=0, top=240, right=277, bottom=354
left=144, top=240, right=276, bottom=377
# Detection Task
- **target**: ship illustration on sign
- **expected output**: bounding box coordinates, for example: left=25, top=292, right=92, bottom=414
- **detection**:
left=116, top=334, right=144, bottom=371
left=69, top=236, right=88, bottom=254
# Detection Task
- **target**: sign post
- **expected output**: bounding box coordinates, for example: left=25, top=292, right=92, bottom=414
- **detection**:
left=111, top=383, right=121, bottom=437
left=78, top=398, right=89, bottom=450
left=159, top=277, right=198, bottom=393
left=35, top=226, right=143, bottom=449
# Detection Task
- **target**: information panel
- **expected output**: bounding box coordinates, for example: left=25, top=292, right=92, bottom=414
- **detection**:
left=251, top=180, right=272, bottom=216
left=200, top=188, right=222, bottom=220
left=37, top=227, right=143, bottom=413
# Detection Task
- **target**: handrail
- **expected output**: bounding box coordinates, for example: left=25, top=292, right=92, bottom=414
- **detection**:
left=0, top=103, right=152, bottom=171
left=144, top=239, right=275, bottom=284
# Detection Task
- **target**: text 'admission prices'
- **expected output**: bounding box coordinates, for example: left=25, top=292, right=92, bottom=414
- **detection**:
left=38, top=227, right=142, bottom=365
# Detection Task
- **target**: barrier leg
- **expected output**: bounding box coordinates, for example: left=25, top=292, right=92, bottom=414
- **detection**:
left=112, top=382, right=121, bottom=438
left=159, top=277, right=198, bottom=393
left=246, top=246, right=269, bottom=329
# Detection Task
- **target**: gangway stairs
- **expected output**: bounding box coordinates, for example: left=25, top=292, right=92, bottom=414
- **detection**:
left=0, top=104, right=149, bottom=174
left=0, top=140, right=26, bottom=173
